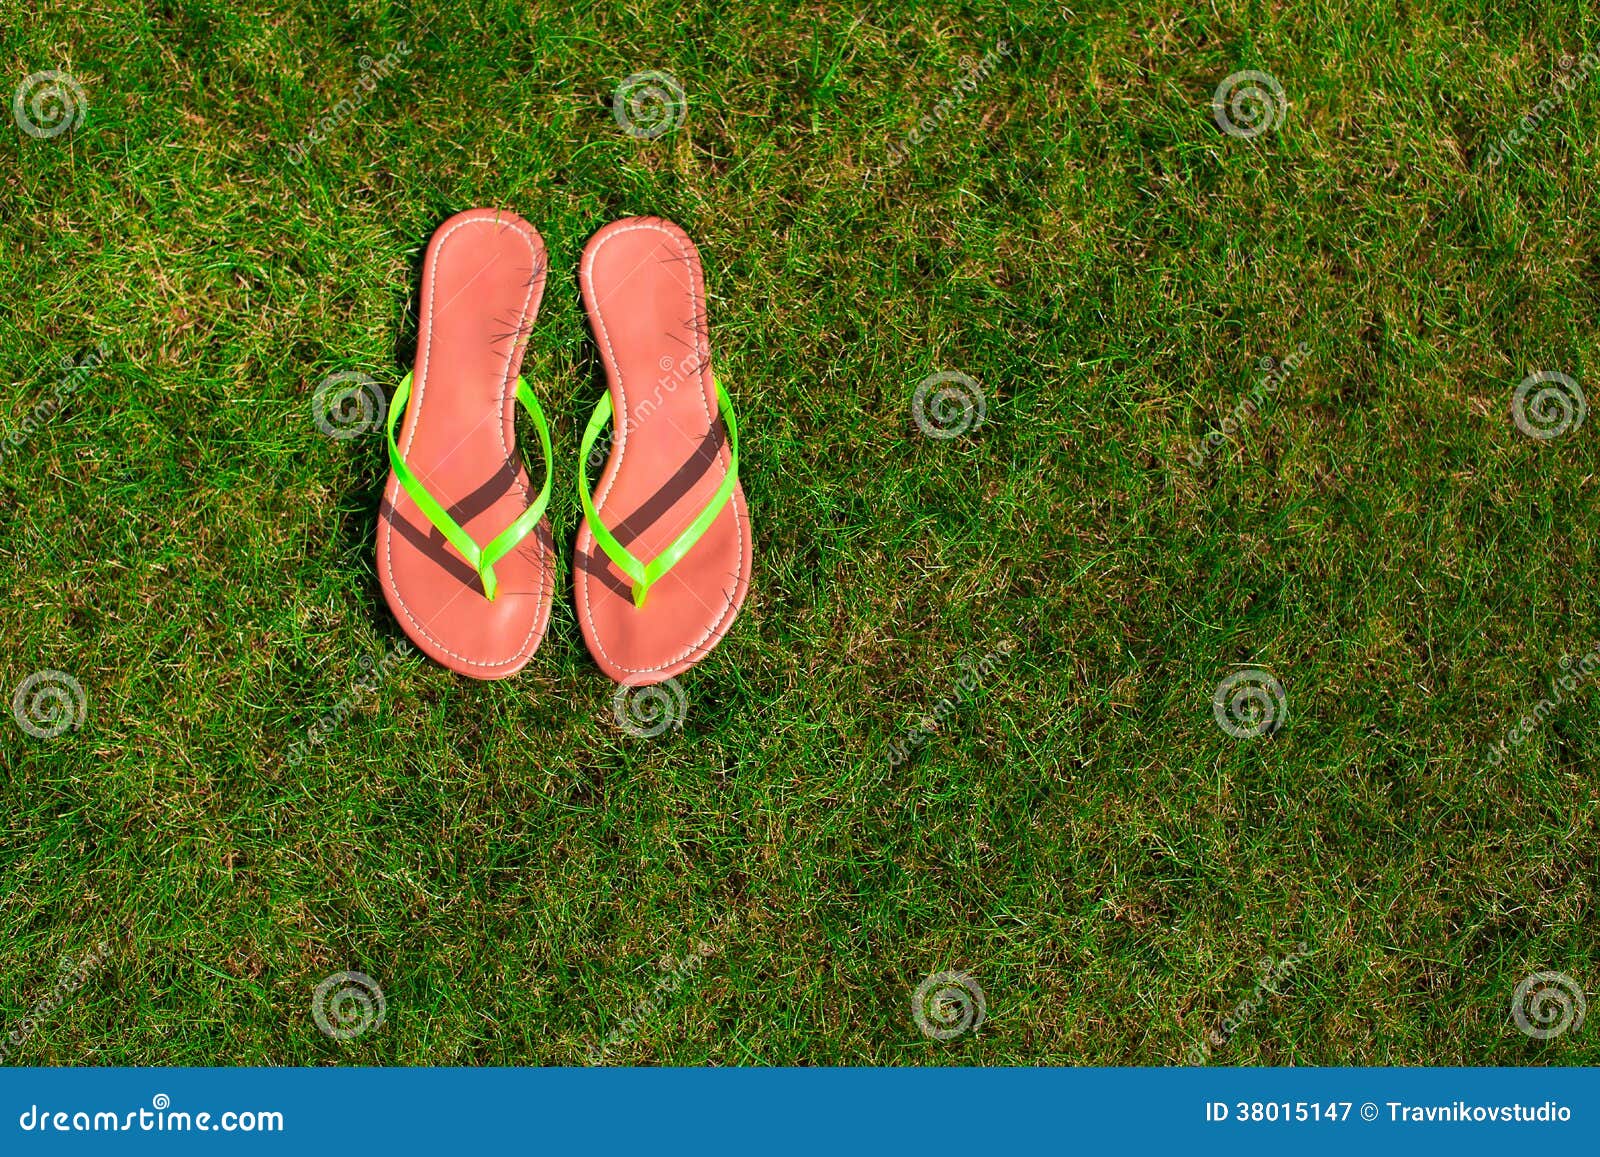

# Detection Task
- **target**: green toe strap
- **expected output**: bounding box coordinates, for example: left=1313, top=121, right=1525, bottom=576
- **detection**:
left=386, top=370, right=552, bottom=602
left=577, top=378, right=740, bottom=610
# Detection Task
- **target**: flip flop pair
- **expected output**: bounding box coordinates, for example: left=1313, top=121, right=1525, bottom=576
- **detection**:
left=376, top=209, right=751, bottom=686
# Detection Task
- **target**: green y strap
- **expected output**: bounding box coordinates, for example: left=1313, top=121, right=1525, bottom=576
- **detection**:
left=577, top=378, right=740, bottom=610
left=386, top=370, right=552, bottom=602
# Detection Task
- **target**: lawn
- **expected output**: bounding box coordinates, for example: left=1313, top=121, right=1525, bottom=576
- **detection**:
left=1, top=0, right=1598, bottom=1065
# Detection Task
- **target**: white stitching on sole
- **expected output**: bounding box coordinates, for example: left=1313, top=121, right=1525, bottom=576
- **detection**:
left=575, top=218, right=747, bottom=676
left=380, top=211, right=553, bottom=670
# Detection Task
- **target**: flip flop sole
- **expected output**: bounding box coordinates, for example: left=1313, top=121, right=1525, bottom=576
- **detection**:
left=575, top=217, right=752, bottom=686
left=377, top=209, right=556, bottom=679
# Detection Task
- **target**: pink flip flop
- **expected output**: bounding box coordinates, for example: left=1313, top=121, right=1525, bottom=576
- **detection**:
left=574, top=217, right=752, bottom=686
left=377, top=209, right=557, bottom=679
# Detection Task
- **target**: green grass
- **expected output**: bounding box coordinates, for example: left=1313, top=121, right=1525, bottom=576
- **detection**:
left=2, top=0, right=1598, bottom=1065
